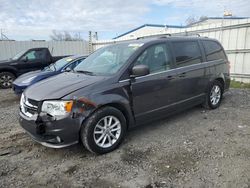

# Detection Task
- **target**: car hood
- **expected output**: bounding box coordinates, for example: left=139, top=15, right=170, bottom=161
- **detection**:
left=14, top=70, right=56, bottom=85
left=24, top=72, right=107, bottom=101
left=0, top=59, right=15, bottom=65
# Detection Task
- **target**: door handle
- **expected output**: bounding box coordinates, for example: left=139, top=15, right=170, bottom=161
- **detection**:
left=179, top=72, right=186, bottom=78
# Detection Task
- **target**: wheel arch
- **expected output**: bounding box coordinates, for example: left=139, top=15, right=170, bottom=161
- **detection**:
left=78, top=100, right=135, bottom=130
left=79, top=101, right=130, bottom=154
left=0, top=67, right=18, bottom=77
left=101, top=102, right=134, bottom=129
left=207, top=73, right=226, bottom=93
left=214, top=77, right=225, bottom=92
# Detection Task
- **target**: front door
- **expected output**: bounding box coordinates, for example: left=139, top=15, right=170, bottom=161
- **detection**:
left=17, top=49, right=47, bottom=74
left=131, top=42, right=178, bottom=124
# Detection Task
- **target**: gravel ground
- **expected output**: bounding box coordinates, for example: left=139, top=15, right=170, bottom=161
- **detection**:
left=0, top=89, right=249, bottom=188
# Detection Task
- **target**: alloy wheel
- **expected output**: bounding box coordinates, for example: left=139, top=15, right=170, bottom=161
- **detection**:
left=210, top=85, right=221, bottom=106
left=93, top=115, right=121, bottom=148
left=0, top=75, right=13, bottom=88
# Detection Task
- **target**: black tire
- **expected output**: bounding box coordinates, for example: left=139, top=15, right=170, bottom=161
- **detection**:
left=0, top=72, right=16, bottom=89
left=80, top=106, right=127, bottom=154
left=203, top=80, right=223, bottom=109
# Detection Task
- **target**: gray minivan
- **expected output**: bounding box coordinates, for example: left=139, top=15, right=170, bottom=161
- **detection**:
left=19, top=36, right=230, bottom=154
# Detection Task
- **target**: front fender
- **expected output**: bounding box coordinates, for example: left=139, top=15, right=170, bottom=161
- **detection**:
left=69, top=92, right=135, bottom=128
left=0, top=66, right=18, bottom=76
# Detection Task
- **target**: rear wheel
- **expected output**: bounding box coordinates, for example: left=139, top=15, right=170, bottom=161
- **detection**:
left=203, top=80, right=223, bottom=109
left=0, top=72, right=16, bottom=89
left=80, top=106, right=127, bottom=154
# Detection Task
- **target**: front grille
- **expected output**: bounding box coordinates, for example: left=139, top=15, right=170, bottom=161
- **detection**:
left=27, top=98, right=39, bottom=107
left=24, top=105, right=37, bottom=115
left=21, top=95, right=39, bottom=117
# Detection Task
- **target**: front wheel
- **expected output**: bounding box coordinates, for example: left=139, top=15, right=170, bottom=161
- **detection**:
left=203, top=80, right=223, bottom=109
left=0, top=72, right=16, bottom=89
left=80, top=107, right=127, bottom=154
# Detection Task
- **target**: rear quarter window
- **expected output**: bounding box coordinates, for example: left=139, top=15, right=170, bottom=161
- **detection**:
left=202, top=40, right=227, bottom=61
left=172, top=41, right=202, bottom=68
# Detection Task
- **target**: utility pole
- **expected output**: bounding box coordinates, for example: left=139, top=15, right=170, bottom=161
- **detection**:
left=0, top=29, right=9, bottom=40
left=88, top=31, right=93, bottom=54
left=94, top=32, right=98, bottom=41
left=1, top=29, right=3, bottom=40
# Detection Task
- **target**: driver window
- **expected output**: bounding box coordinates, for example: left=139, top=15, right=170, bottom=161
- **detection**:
left=21, top=50, right=45, bottom=61
left=134, top=43, right=172, bottom=73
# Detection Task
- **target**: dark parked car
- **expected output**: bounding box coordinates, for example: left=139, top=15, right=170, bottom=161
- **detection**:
left=19, top=36, right=230, bottom=154
left=0, top=48, right=69, bottom=88
left=12, top=55, right=86, bottom=95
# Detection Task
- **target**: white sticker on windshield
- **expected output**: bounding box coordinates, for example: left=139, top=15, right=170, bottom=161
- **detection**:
left=66, top=58, right=73, bottom=62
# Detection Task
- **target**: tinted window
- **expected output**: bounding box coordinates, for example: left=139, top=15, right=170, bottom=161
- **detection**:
left=172, top=41, right=202, bottom=67
left=21, top=50, right=46, bottom=61
left=134, top=43, right=172, bottom=73
left=202, top=40, right=227, bottom=61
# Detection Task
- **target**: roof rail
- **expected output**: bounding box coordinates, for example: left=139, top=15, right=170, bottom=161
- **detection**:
left=136, top=33, right=171, bottom=40
left=158, top=34, right=171, bottom=38
left=136, top=33, right=204, bottom=40
left=171, top=33, right=201, bottom=37
left=185, top=32, right=201, bottom=37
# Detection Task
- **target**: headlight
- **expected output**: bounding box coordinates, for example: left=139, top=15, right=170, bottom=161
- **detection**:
left=41, top=100, right=73, bottom=116
left=22, top=76, right=36, bottom=84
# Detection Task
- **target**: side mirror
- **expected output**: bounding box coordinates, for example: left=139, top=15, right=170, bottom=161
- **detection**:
left=131, top=64, right=149, bottom=78
left=22, top=56, right=28, bottom=62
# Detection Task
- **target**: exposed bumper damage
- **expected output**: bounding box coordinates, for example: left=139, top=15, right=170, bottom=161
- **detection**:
left=19, top=97, right=97, bottom=148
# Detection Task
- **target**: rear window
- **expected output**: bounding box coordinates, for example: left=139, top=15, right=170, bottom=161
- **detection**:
left=202, top=40, right=227, bottom=61
left=172, top=41, right=202, bottom=68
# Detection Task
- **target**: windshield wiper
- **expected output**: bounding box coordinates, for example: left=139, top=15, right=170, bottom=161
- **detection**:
left=74, top=70, right=94, bottom=75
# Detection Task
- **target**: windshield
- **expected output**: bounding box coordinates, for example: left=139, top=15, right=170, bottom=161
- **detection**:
left=45, top=57, right=75, bottom=71
left=74, top=42, right=143, bottom=75
left=12, top=50, right=26, bottom=60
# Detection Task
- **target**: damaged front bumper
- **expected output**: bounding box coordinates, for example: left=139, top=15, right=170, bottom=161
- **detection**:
left=19, top=111, right=82, bottom=148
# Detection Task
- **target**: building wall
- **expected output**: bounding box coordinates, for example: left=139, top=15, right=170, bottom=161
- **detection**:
left=0, top=40, right=89, bottom=60
left=93, top=18, right=250, bottom=83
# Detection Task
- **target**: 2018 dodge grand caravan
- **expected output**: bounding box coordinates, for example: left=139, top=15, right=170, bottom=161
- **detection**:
left=19, top=36, right=230, bottom=154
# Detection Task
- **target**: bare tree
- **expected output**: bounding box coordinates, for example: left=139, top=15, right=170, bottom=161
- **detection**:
left=186, top=16, right=208, bottom=25
left=50, top=30, right=82, bottom=41
left=186, top=16, right=198, bottom=25
left=199, top=16, right=208, bottom=21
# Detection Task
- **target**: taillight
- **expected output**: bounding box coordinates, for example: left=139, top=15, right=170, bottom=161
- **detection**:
left=228, top=61, right=231, bottom=71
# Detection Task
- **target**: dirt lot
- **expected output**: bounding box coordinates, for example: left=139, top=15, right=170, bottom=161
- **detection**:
left=0, top=89, right=249, bottom=188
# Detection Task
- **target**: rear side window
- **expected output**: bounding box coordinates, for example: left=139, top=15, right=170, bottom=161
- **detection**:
left=202, top=40, right=227, bottom=61
left=172, top=41, right=202, bottom=67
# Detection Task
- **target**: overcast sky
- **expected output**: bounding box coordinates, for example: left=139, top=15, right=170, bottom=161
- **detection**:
left=0, top=0, right=249, bottom=40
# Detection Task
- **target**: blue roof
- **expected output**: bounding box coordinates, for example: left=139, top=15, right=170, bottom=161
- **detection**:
left=113, top=24, right=185, bottom=39
left=113, top=17, right=249, bottom=39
